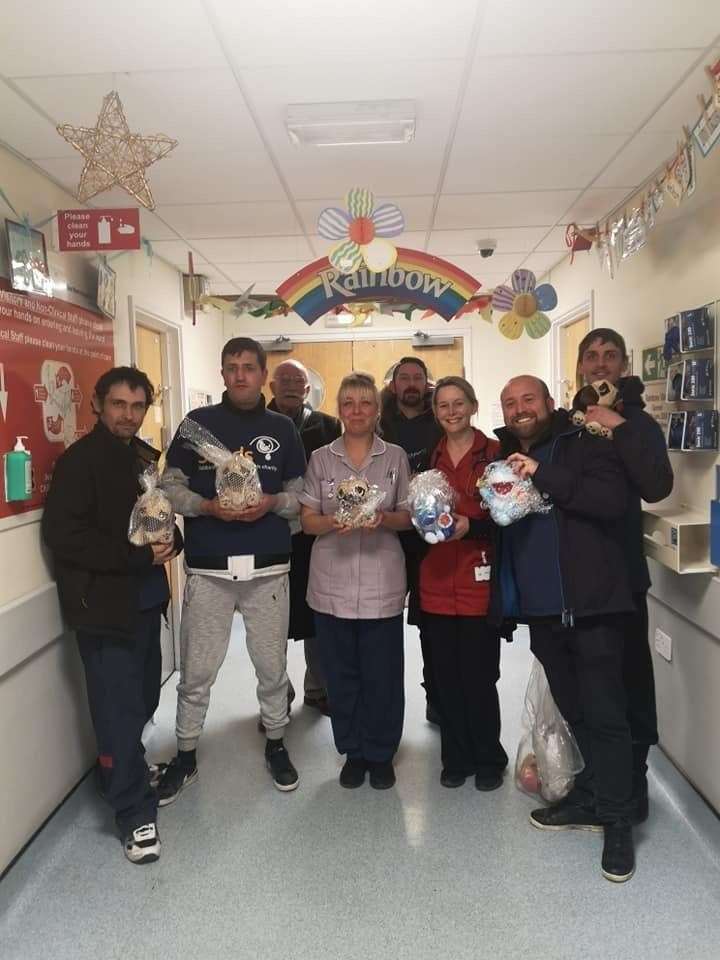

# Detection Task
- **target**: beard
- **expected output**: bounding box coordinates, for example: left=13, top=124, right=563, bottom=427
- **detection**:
left=399, top=389, right=423, bottom=407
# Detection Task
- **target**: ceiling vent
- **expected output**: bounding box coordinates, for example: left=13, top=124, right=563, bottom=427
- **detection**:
left=286, top=100, right=416, bottom=147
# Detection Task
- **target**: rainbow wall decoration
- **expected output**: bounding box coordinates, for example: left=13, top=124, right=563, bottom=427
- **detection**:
left=276, top=248, right=481, bottom=325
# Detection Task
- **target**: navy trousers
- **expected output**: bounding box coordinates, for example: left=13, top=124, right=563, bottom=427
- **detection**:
left=314, top=613, right=404, bottom=764
left=77, top=607, right=161, bottom=834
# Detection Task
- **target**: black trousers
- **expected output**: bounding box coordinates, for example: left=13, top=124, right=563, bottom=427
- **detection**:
left=423, top=614, right=508, bottom=778
left=624, top=593, right=658, bottom=794
left=530, top=615, right=634, bottom=824
left=402, top=537, right=439, bottom=710
left=77, top=607, right=161, bottom=834
left=314, top=613, right=404, bottom=764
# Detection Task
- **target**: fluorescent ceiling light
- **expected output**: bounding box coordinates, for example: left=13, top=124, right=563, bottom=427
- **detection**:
left=286, top=100, right=416, bottom=147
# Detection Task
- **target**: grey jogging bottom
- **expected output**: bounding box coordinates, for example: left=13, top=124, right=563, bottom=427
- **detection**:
left=176, top=572, right=290, bottom=750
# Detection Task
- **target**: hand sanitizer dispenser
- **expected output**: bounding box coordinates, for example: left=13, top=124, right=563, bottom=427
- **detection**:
left=4, top=436, right=32, bottom=502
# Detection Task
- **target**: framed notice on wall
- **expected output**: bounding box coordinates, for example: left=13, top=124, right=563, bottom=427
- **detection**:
left=0, top=279, right=115, bottom=526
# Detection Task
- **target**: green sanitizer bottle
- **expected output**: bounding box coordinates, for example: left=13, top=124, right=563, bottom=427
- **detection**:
left=4, top=436, right=32, bottom=502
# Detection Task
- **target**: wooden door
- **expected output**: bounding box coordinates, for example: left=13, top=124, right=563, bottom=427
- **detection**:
left=557, top=315, right=590, bottom=408
left=136, top=325, right=167, bottom=452
left=262, top=340, right=353, bottom=416
left=261, top=337, right=464, bottom=416
left=135, top=323, right=174, bottom=682
left=352, top=337, right=464, bottom=387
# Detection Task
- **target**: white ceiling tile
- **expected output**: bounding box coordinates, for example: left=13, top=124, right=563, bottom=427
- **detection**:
left=427, top=227, right=550, bottom=256
left=149, top=241, right=208, bottom=267
left=138, top=209, right=180, bottom=242
left=441, top=253, right=526, bottom=277
left=459, top=51, right=698, bottom=139
left=445, top=134, right=626, bottom=193
left=216, top=0, right=479, bottom=65
left=480, top=0, right=718, bottom=53
left=646, top=47, right=720, bottom=133
left=0, top=0, right=224, bottom=74
left=594, top=131, right=681, bottom=189
left=16, top=70, right=268, bottom=155
left=192, top=237, right=313, bottom=262
left=212, top=262, right=309, bottom=283
left=535, top=225, right=570, bottom=253
left=240, top=61, right=463, bottom=197
left=435, top=192, right=581, bottom=229
left=155, top=203, right=301, bottom=239
left=137, top=150, right=285, bottom=205
left=563, top=188, right=633, bottom=224
left=0, top=83, right=76, bottom=158
left=296, top=197, right=434, bottom=234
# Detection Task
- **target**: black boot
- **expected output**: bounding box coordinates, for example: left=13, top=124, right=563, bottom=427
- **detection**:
left=601, top=824, right=635, bottom=882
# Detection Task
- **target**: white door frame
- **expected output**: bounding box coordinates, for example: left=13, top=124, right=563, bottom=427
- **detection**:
left=128, top=296, right=186, bottom=673
left=549, top=293, right=594, bottom=404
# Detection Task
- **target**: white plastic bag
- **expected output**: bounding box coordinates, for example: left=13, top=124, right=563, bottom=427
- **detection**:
left=514, top=658, right=584, bottom=803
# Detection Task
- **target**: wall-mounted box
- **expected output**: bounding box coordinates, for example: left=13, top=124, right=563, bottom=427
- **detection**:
left=642, top=508, right=716, bottom=575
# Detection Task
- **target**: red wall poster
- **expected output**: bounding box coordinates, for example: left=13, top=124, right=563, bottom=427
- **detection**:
left=0, top=278, right=115, bottom=521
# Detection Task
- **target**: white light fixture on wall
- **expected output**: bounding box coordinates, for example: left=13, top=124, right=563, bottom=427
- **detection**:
left=286, top=100, right=416, bottom=147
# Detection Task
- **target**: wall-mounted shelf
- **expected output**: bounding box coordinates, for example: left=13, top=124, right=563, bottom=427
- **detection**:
left=643, top=508, right=717, bottom=575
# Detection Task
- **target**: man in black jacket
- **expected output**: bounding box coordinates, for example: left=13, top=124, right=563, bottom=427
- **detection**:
left=268, top=358, right=341, bottom=713
left=576, top=329, right=673, bottom=823
left=497, top=375, right=637, bottom=883
left=379, top=356, right=443, bottom=723
left=42, top=367, right=181, bottom=866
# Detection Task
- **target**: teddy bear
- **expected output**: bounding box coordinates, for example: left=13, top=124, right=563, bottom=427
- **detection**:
left=570, top=379, right=621, bottom=439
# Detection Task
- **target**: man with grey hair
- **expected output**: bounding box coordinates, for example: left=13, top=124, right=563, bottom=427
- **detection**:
left=494, top=374, right=638, bottom=883
left=269, top=358, right=341, bottom=715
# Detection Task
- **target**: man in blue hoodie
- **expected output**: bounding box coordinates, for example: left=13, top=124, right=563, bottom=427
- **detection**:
left=157, top=338, right=306, bottom=803
left=497, top=375, right=637, bottom=883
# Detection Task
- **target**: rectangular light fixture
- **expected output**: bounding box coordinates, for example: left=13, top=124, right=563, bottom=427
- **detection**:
left=286, top=100, right=416, bottom=147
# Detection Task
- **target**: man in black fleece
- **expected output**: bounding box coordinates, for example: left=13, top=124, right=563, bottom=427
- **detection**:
left=497, top=375, right=637, bottom=883
left=42, top=367, right=182, bottom=866
left=576, top=329, right=673, bottom=822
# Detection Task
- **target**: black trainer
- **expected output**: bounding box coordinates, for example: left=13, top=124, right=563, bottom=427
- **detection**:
left=441, top=770, right=466, bottom=788
left=601, top=824, right=635, bottom=882
left=340, top=757, right=367, bottom=788
left=475, top=772, right=503, bottom=791
left=123, top=823, right=161, bottom=865
left=368, top=761, right=396, bottom=790
left=530, top=799, right=603, bottom=832
left=265, top=739, right=299, bottom=792
left=632, top=792, right=649, bottom=825
left=156, top=757, right=198, bottom=807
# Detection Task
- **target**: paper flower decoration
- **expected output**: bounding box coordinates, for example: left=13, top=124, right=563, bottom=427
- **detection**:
left=318, top=188, right=404, bottom=274
left=492, top=270, right=557, bottom=341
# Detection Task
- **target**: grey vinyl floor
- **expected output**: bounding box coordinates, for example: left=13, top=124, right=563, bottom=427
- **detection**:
left=1, top=621, right=719, bottom=960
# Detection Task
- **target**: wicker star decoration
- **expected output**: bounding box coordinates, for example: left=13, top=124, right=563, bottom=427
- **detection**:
left=56, top=91, right=177, bottom=210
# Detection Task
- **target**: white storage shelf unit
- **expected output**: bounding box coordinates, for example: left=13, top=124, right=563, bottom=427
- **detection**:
left=642, top=508, right=716, bottom=575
